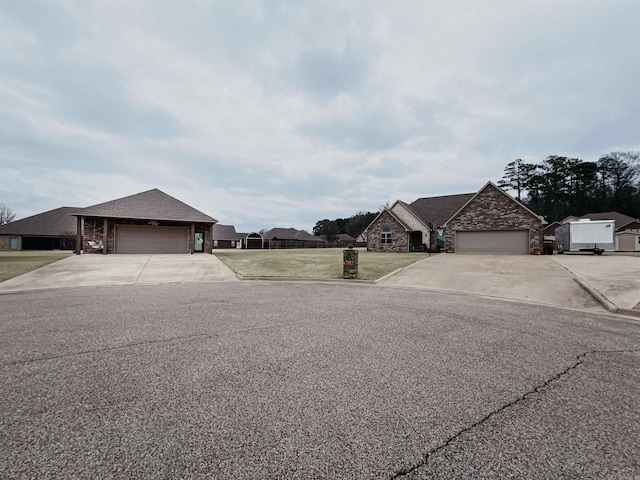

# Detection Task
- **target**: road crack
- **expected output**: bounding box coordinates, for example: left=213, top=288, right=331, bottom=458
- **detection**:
left=388, top=347, right=640, bottom=479
left=3, top=320, right=308, bottom=367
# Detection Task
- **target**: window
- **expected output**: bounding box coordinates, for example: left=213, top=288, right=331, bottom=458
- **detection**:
left=10, top=237, right=18, bottom=249
left=381, top=227, right=392, bottom=244
left=231, top=240, right=236, bottom=247
left=213, top=240, right=218, bottom=247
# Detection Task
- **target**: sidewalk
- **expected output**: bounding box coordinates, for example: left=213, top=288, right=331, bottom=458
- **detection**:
left=551, top=253, right=640, bottom=318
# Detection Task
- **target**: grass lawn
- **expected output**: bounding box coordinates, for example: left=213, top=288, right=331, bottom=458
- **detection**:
left=214, top=248, right=429, bottom=281
left=0, top=251, right=73, bottom=283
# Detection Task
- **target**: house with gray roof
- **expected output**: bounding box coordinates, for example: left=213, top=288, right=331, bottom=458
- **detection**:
left=365, top=182, right=545, bottom=254
left=70, top=188, right=217, bottom=254
left=579, top=211, right=640, bottom=232
left=0, top=206, right=81, bottom=251
left=263, top=227, right=326, bottom=249
left=212, top=224, right=246, bottom=249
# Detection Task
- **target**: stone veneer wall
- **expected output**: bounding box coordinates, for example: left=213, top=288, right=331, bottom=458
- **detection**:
left=82, top=218, right=213, bottom=254
left=367, top=210, right=409, bottom=252
left=444, top=186, right=543, bottom=254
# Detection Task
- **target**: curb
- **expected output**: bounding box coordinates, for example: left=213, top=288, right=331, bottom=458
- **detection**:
left=573, top=277, right=640, bottom=319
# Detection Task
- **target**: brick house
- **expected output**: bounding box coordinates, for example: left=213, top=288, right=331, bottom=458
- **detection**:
left=0, top=207, right=81, bottom=251
left=212, top=224, right=245, bottom=249
left=70, top=189, right=217, bottom=254
left=366, top=182, right=545, bottom=254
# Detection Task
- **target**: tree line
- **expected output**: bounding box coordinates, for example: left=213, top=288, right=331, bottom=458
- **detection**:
left=313, top=211, right=378, bottom=239
left=498, top=151, right=640, bottom=222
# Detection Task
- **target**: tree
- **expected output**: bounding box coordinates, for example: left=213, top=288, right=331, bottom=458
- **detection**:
left=0, top=204, right=16, bottom=225
left=497, top=159, right=536, bottom=200
left=502, top=151, right=640, bottom=222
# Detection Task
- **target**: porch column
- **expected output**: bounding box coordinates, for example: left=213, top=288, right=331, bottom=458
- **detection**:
left=210, top=223, right=215, bottom=254
left=190, top=223, right=195, bottom=254
left=103, top=218, right=108, bottom=254
left=75, top=216, right=82, bottom=255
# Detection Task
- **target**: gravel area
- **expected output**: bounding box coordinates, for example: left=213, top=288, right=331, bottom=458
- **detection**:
left=1, top=282, right=639, bottom=478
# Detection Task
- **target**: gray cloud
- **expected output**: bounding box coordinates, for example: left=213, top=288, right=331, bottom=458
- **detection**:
left=1, top=0, right=639, bottom=232
left=291, top=49, right=370, bottom=99
left=298, top=108, right=414, bottom=151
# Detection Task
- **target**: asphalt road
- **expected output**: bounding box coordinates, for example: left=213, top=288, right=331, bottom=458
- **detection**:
left=1, top=282, right=639, bottom=479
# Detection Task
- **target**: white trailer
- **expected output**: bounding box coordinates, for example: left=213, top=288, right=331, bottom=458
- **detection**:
left=555, top=219, right=615, bottom=255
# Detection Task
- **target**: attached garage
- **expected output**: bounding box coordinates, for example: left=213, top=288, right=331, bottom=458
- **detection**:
left=456, top=230, right=529, bottom=254
left=115, top=225, right=189, bottom=254
left=444, top=182, right=544, bottom=255
left=71, top=189, right=217, bottom=255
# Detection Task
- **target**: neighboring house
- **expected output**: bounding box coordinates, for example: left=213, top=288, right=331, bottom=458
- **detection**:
left=615, top=231, right=640, bottom=251
left=336, top=233, right=356, bottom=245
left=366, top=193, right=474, bottom=253
left=559, top=215, right=581, bottom=224
left=0, top=206, right=81, bottom=251
left=317, top=233, right=357, bottom=246
left=543, top=221, right=561, bottom=238
left=70, top=189, right=217, bottom=254
left=366, top=182, right=545, bottom=254
left=212, top=224, right=245, bottom=249
left=579, top=212, right=640, bottom=232
left=263, top=228, right=326, bottom=249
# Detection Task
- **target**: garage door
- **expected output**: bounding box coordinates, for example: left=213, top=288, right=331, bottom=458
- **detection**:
left=456, top=230, right=529, bottom=254
left=115, top=225, right=189, bottom=254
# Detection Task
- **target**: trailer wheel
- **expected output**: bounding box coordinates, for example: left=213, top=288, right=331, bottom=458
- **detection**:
left=596, top=249, right=603, bottom=255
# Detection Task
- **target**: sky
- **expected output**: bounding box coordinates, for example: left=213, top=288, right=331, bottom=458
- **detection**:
left=1, top=0, right=639, bottom=233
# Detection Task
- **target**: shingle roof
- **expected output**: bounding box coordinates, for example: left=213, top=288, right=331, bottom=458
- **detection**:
left=409, top=193, right=475, bottom=227
left=336, top=233, right=356, bottom=242
left=0, top=207, right=80, bottom=236
left=264, top=228, right=322, bottom=241
left=71, top=189, right=217, bottom=223
left=212, top=224, right=245, bottom=240
left=580, top=211, right=638, bottom=230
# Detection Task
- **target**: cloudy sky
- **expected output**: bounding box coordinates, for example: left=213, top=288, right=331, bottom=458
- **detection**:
left=1, top=1, right=639, bottom=232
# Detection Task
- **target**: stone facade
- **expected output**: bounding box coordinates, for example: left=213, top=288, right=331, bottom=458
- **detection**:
left=82, top=217, right=214, bottom=254
left=366, top=210, right=409, bottom=252
left=390, top=202, right=429, bottom=248
left=444, top=185, right=543, bottom=254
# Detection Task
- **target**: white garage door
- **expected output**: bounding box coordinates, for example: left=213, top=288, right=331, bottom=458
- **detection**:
left=115, top=225, right=189, bottom=254
left=456, top=230, right=529, bottom=255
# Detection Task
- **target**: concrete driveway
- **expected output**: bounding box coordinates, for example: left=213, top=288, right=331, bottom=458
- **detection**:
left=379, top=254, right=606, bottom=312
left=552, top=253, right=640, bottom=312
left=0, top=254, right=238, bottom=293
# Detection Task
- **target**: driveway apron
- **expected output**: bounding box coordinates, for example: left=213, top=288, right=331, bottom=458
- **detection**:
left=0, top=254, right=238, bottom=293
left=379, top=254, right=605, bottom=312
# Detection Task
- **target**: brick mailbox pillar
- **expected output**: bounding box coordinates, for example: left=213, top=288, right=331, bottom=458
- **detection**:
left=343, top=247, right=358, bottom=279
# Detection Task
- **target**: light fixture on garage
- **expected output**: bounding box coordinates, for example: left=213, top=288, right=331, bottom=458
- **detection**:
left=148, top=221, right=159, bottom=226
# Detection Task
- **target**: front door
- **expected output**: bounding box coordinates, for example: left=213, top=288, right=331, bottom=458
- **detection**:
left=409, top=231, right=423, bottom=251
left=194, top=232, right=205, bottom=253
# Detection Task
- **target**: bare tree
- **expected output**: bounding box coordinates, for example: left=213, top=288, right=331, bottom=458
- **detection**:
left=0, top=204, right=16, bottom=225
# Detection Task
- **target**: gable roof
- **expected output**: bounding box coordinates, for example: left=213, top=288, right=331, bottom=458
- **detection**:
left=579, top=211, right=638, bottom=230
left=409, top=193, right=475, bottom=227
left=212, top=224, right=245, bottom=240
left=264, top=227, right=321, bottom=241
left=364, top=207, right=413, bottom=232
left=0, top=206, right=80, bottom=236
left=391, top=200, right=431, bottom=230
left=336, top=233, right=356, bottom=242
left=443, top=181, right=545, bottom=226
left=543, top=221, right=561, bottom=235
left=71, top=189, right=217, bottom=224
